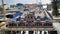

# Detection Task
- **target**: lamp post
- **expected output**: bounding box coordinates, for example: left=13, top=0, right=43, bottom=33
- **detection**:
left=2, top=0, right=6, bottom=22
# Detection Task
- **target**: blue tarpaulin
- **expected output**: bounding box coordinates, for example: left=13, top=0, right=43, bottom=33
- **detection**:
left=6, top=11, right=22, bottom=18
left=14, top=11, right=20, bottom=18
left=6, top=15, right=13, bottom=18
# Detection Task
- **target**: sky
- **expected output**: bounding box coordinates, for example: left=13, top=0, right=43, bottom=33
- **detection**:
left=0, top=0, right=51, bottom=5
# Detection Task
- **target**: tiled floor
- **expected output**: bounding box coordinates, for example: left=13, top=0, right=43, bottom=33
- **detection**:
left=53, top=23, right=60, bottom=34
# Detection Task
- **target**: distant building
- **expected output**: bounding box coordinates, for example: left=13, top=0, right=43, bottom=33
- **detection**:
left=37, top=2, right=43, bottom=9
left=25, top=4, right=37, bottom=9
left=4, top=4, right=10, bottom=10
left=0, top=4, right=16, bottom=10
left=15, top=3, right=25, bottom=10
left=10, top=5, right=16, bottom=9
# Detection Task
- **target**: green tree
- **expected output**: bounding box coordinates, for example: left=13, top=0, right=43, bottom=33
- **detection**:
left=16, top=3, right=23, bottom=6
left=52, top=0, right=59, bottom=16
left=10, top=5, right=15, bottom=8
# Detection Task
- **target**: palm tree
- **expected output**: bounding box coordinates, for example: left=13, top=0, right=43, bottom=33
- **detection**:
left=2, top=0, right=6, bottom=21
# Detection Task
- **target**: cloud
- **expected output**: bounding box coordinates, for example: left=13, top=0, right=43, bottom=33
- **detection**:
left=41, top=0, right=51, bottom=4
